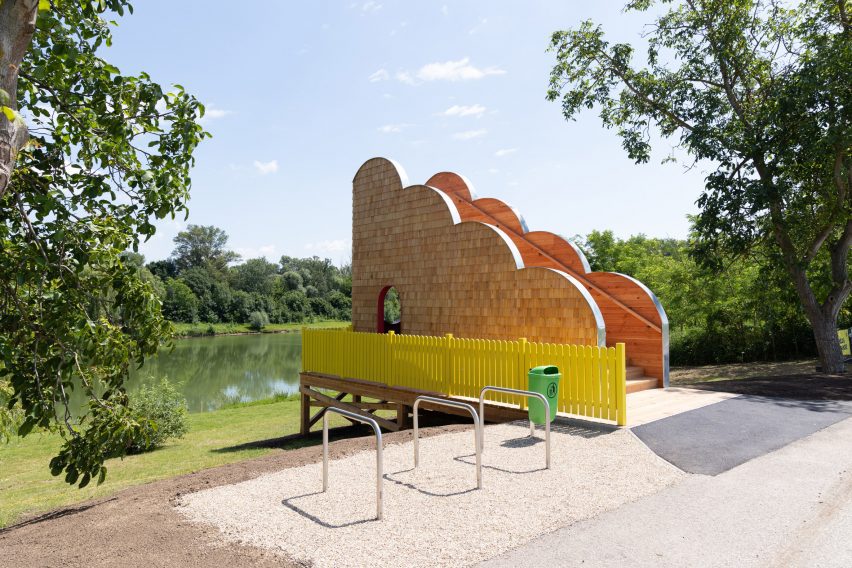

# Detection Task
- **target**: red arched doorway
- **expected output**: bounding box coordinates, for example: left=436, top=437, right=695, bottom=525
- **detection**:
left=377, top=285, right=402, bottom=334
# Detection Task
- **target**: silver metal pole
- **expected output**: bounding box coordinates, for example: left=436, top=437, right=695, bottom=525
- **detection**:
left=413, top=400, right=420, bottom=468
left=321, top=407, right=384, bottom=520
left=478, top=386, right=552, bottom=470
left=322, top=413, right=329, bottom=492
left=413, top=396, right=482, bottom=489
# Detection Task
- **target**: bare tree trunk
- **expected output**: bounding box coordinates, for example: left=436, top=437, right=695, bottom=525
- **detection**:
left=0, top=0, right=39, bottom=197
left=812, top=313, right=846, bottom=373
left=787, top=262, right=849, bottom=374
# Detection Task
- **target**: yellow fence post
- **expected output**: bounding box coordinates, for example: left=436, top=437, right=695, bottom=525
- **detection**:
left=615, top=342, right=627, bottom=426
left=444, top=333, right=454, bottom=396
left=517, top=337, right=528, bottom=410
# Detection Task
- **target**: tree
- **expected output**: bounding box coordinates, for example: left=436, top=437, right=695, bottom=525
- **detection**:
left=548, top=0, right=851, bottom=372
left=232, top=257, right=278, bottom=296
left=179, top=267, right=220, bottom=322
left=0, top=1, right=206, bottom=485
left=146, top=259, right=178, bottom=281
left=280, top=270, right=304, bottom=292
left=171, top=224, right=240, bottom=274
left=162, top=279, right=199, bottom=323
left=248, top=310, right=269, bottom=331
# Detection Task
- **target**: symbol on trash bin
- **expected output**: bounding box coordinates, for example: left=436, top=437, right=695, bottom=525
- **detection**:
left=547, top=383, right=557, bottom=398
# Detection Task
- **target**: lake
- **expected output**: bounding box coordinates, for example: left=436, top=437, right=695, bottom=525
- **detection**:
left=128, top=333, right=303, bottom=413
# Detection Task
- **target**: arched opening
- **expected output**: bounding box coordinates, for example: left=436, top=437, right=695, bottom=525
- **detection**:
left=377, top=285, right=402, bottom=334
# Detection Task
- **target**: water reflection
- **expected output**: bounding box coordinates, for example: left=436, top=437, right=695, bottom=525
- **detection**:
left=127, top=333, right=303, bottom=413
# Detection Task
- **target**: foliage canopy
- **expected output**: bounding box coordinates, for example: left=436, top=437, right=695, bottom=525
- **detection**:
left=548, top=0, right=851, bottom=371
left=0, top=1, right=206, bottom=485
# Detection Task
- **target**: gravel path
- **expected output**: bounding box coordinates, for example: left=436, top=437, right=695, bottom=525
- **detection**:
left=177, top=422, right=683, bottom=567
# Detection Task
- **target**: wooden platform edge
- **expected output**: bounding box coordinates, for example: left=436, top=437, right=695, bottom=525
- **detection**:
left=299, top=371, right=529, bottom=436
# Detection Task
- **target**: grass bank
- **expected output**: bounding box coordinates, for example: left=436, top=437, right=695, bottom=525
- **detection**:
left=0, top=395, right=358, bottom=528
left=172, top=319, right=349, bottom=337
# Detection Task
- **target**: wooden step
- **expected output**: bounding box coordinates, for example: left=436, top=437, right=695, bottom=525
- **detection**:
left=626, top=365, right=645, bottom=380
left=626, top=377, right=660, bottom=394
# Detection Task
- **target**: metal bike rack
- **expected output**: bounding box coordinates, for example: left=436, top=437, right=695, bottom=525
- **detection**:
left=413, top=396, right=482, bottom=489
left=323, top=407, right=384, bottom=520
left=478, top=386, right=551, bottom=470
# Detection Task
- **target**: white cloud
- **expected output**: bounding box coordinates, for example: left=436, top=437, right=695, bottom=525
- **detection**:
left=468, top=18, right=488, bottom=35
left=361, top=1, right=382, bottom=12
left=440, top=104, right=487, bottom=118
left=453, top=129, right=487, bottom=140
left=396, top=71, right=416, bottom=85
left=397, top=57, right=506, bottom=85
left=378, top=123, right=411, bottom=134
left=205, top=108, right=231, bottom=119
left=488, top=168, right=500, bottom=174
left=253, top=159, right=279, bottom=175
left=441, top=5, right=448, bottom=16
left=234, top=244, right=277, bottom=260
left=495, top=148, right=518, bottom=157
left=197, top=104, right=232, bottom=125
left=305, top=239, right=351, bottom=254
left=368, top=68, right=389, bottom=82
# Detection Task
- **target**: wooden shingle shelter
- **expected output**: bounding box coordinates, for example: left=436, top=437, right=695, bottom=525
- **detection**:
left=351, top=157, right=669, bottom=391
left=298, top=157, right=664, bottom=433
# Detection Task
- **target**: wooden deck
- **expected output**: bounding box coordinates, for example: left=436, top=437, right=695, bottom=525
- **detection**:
left=299, top=372, right=529, bottom=435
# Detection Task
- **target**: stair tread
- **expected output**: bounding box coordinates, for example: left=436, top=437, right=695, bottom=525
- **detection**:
left=626, top=376, right=660, bottom=394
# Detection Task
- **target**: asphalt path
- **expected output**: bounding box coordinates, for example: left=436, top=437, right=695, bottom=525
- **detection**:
left=482, top=414, right=852, bottom=568
left=631, top=395, right=852, bottom=475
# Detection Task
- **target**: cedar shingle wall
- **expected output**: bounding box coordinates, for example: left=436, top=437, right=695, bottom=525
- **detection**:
left=351, top=158, right=601, bottom=345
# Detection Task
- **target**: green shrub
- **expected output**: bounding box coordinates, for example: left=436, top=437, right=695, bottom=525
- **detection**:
left=129, top=379, right=188, bottom=453
left=248, top=310, right=270, bottom=330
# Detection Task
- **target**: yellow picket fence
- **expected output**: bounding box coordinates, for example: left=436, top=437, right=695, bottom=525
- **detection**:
left=301, top=328, right=627, bottom=425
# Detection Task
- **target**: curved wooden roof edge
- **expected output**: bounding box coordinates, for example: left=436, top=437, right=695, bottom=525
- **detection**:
left=425, top=170, right=665, bottom=334
left=354, top=159, right=606, bottom=344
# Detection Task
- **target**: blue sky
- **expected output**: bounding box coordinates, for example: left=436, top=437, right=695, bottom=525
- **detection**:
left=105, top=1, right=709, bottom=265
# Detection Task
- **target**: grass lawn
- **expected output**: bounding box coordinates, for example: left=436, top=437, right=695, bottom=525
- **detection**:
left=0, top=395, right=357, bottom=528
left=172, top=319, right=349, bottom=337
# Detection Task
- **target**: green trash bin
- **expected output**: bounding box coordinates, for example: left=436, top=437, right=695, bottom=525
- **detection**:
left=528, top=365, right=560, bottom=425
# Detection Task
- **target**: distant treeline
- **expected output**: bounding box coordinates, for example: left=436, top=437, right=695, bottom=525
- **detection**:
left=129, top=225, right=850, bottom=366
left=126, top=225, right=350, bottom=326
left=577, top=231, right=851, bottom=366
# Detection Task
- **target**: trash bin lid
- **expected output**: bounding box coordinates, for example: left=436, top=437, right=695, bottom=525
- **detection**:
left=529, top=365, right=559, bottom=375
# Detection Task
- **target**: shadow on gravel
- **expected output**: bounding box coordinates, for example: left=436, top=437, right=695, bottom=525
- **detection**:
left=383, top=468, right=479, bottom=497
left=454, top=453, right=545, bottom=475
left=282, top=492, right=378, bottom=528
left=500, top=435, right=543, bottom=448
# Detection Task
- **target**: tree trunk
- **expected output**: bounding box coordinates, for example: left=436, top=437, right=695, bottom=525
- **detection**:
left=786, top=262, right=848, bottom=375
left=812, top=313, right=846, bottom=374
left=0, top=0, right=39, bottom=197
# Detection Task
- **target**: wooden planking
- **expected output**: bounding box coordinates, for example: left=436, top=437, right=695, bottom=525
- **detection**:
left=301, top=371, right=529, bottom=423
left=425, top=171, right=474, bottom=201
left=300, top=386, right=400, bottom=432
left=471, top=197, right=526, bottom=234
left=524, top=231, right=590, bottom=274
